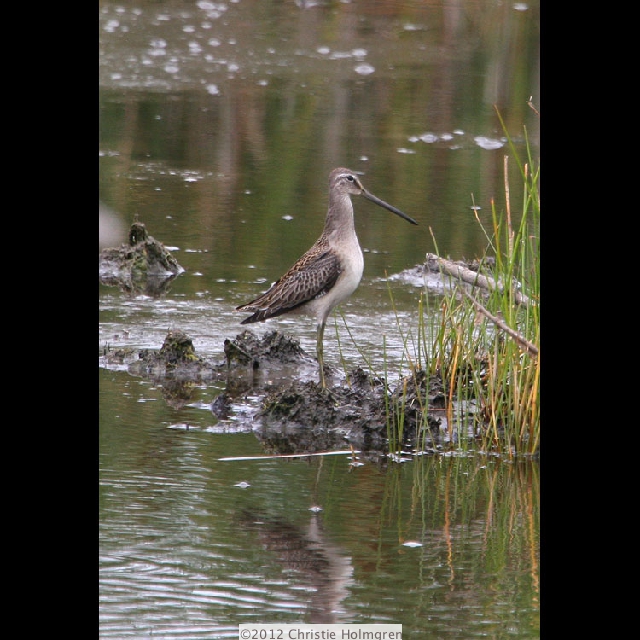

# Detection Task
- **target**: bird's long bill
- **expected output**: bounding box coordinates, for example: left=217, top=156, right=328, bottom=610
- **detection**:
left=362, top=189, right=418, bottom=225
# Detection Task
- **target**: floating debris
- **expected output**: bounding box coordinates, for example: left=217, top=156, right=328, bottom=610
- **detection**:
left=473, top=136, right=505, bottom=150
left=354, top=63, right=375, bottom=75
left=387, top=453, right=411, bottom=463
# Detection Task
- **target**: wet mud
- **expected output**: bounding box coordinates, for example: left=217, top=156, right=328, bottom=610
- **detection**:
left=102, top=326, right=445, bottom=456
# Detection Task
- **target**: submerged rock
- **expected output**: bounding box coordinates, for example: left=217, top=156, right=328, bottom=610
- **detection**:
left=99, top=220, right=184, bottom=295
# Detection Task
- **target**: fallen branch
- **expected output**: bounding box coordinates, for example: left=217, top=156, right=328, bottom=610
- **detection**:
left=425, top=253, right=531, bottom=307
left=461, top=289, right=538, bottom=358
left=219, top=449, right=359, bottom=461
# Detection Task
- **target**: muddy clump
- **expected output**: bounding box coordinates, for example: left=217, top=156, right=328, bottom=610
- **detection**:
left=99, top=220, right=184, bottom=295
left=130, top=329, right=216, bottom=379
left=101, top=329, right=219, bottom=389
left=224, top=329, right=315, bottom=367
left=215, top=330, right=319, bottom=412
left=256, top=368, right=390, bottom=454
left=256, top=366, right=444, bottom=455
left=102, top=330, right=221, bottom=408
left=388, top=369, right=443, bottom=447
left=101, top=326, right=449, bottom=453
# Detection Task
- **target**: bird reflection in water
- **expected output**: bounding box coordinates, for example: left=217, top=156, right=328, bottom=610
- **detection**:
left=237, top=509, right=353, bottom=623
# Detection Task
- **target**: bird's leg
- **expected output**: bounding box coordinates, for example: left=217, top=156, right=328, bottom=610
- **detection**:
left=316, top=321, right=326, bottom=389
left=316, top=321, right=339, bottom=401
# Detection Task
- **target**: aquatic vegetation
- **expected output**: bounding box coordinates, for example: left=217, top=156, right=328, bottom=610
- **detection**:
left=383, top=111, right=540, bottom=458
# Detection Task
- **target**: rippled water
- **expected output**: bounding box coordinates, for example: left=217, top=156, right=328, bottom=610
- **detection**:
left=100, top=371, right=539, bottom=637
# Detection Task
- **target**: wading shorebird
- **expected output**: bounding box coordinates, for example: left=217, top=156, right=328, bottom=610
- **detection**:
left=236, top=167, right=418, bottom=388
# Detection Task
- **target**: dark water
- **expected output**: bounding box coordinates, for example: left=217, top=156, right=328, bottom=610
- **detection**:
left=99, top=1, right=540, bottom=637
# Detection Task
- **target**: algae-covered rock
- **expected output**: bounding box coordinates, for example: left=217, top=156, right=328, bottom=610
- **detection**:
left=99, top=220, right=184, bottom=295
left=128, top=329, right=218, bottom=381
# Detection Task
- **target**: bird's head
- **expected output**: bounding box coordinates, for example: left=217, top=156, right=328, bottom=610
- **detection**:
left=329, top=167, right=418, bottom=225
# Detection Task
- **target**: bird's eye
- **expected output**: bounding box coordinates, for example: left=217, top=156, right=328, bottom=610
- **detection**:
left=346, top=175, right=354, bottom=182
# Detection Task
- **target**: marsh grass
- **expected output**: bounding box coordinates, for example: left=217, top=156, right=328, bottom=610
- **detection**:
left=405, top=116, right=539, bottom=457
left=333, top=114, right=539, bottom=458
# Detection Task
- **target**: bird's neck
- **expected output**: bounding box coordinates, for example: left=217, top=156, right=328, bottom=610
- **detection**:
left=323, top=193, right=356, bottom=238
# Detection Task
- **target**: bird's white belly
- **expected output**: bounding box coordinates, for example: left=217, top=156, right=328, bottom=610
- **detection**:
left=306, top=243, right=364, bottom=324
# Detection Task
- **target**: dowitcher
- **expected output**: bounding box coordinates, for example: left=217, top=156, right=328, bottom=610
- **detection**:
left=236, top=167, right=417, bottom=388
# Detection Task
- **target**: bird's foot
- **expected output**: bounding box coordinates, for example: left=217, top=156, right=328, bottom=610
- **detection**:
left=317, top=384, right=338, bottom=403
left=317, top=368, right=340, bottom=402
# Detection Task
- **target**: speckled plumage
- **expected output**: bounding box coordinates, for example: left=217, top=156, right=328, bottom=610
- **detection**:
left=236, top=240, right=342, bottom=323
left=236, top=167, right=417, bottom=387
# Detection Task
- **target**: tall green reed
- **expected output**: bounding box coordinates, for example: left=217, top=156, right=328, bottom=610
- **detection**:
left=383, top=115, right=539, bottom=458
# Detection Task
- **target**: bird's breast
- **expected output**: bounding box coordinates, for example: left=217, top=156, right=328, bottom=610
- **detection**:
left=304, top=233, right=364, bottom=324
left=322, top=240, right=364, bottom=305
left=337, top=241, right=364, bottom=292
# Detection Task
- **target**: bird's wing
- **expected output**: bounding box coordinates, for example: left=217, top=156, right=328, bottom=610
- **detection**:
left=237, top=249, right=341, bottom=322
